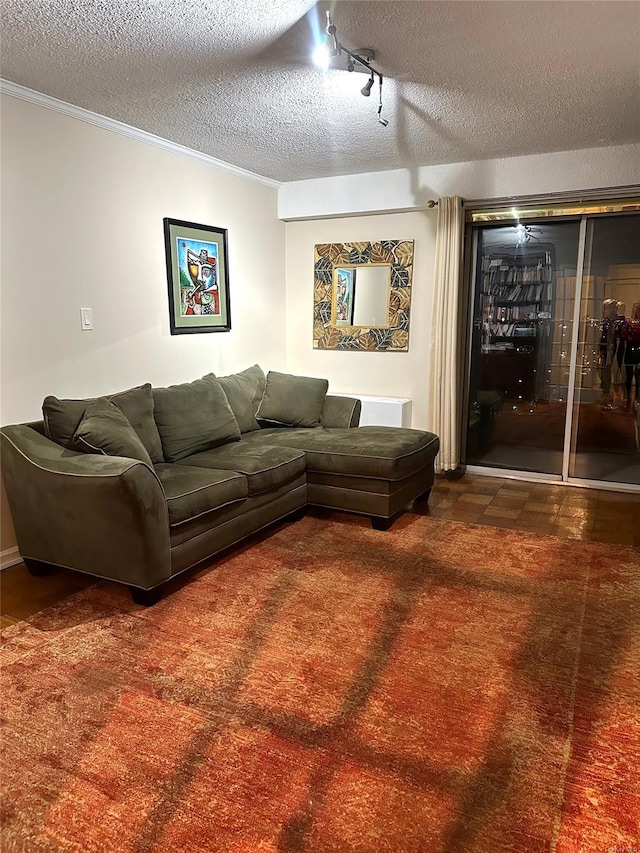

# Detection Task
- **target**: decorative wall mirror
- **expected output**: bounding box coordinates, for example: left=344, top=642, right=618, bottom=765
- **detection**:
left=313, top=240, right=414, bottom=351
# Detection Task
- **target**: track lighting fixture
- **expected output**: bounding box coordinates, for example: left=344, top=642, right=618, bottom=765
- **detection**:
left=361, top=75, right=374, bottom=97
left=313, top=10, right=389, bottom=127
left=377, top=78, right=388, bottom=125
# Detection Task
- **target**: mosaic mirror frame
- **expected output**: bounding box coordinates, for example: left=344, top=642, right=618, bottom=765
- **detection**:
left=313, top=240, right=414, bottom=351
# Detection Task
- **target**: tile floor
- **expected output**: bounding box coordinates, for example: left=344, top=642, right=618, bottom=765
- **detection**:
left=416, top=471, right=640, bottom=546
left=2, top=472, right=638, bottom=626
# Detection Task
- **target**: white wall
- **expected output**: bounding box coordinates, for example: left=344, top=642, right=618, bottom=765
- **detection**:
left=0, top=93, right=286, bottom=427
left=0, top=92, right=286, bottom=552
left=279, top=143, right=640, bottom=220
left=285, top=211, right=437, bottom=429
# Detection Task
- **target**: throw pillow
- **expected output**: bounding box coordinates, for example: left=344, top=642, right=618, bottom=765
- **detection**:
left=152, top=375, right=241, bottom=463
left=216, top=364, right=266, bottom=433
left=109, top=383, right=164, bottom=464
left=43, top=383, right=164, bottom=462
left=43, top=396, right=91, bottom=449
left=256, top=371, right=329, bottom=428
left=73, top=399, right=153, bottom=466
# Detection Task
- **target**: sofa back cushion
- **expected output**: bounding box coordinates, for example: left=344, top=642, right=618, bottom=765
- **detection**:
left=43, top=396, right=87, bottom=449
left=256, top=371, right=329, bottom=428
left=43, top=384, right=163, bottom=462
left=110, top=384, right=164, bottom=463
left=320, top=395, right=362, bottom=429
left=216, top=364, right=266, bottom=433
left=152, top=375, right=241, bottom=462
left=73, top=399, right=154, bottom=466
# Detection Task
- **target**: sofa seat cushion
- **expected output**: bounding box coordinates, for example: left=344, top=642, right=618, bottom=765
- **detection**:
left=154, top=463, right=247, bottom=526
left=241, top=426, right=440, bottom=481
left=175, top=442, right=306, bottom=496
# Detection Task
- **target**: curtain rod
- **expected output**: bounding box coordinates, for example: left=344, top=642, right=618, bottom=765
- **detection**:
left=427, top=199, right=465, bottom=208
left=426, top=185, right=640, bottom=210
left=464, top=185, right=640, bottom=211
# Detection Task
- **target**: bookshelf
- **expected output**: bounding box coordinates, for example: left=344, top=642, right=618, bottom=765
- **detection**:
left=478, top=245, right=554, bottom=402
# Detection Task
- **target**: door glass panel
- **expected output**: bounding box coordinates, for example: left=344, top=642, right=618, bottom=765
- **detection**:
left=569, top=214, right=640, bottom=484
left=466, top=221, right=581, bottom=474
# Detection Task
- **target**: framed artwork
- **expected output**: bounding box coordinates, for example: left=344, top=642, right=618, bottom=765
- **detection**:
left=163, top=218, right=231, bottom=334
left=335, top=267, right=356, bottom=325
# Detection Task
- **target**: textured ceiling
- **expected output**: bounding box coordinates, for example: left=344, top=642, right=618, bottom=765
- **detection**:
left=1, top=0, right=639, bottom=182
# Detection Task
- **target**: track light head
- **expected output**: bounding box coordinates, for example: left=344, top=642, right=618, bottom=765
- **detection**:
left=361, top=75, right=374, bottom=96
left=325, top=10, right=336, bottom=35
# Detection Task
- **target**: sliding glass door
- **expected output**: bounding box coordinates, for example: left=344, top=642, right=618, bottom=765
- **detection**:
left=464, top=206, right=640, bottom=489
left=568, top=214, right=640, bottom=485
left=465, top=219, right=581, bottom=476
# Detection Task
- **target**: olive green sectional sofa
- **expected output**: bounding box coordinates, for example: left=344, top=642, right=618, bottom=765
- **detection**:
left=0, top=366, right=439, bottom=605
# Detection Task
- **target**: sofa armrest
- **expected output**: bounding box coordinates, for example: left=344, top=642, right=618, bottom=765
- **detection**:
left=321, top=395, right=361, bottom=429
left=1, top=424, right=171, bottom=590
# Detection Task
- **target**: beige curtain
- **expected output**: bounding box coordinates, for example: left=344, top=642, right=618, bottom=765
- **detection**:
left=427, top=196, right=465, bottom=472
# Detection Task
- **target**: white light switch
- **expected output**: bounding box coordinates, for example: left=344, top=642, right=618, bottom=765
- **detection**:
left=80, top=308, right=93, bottom=331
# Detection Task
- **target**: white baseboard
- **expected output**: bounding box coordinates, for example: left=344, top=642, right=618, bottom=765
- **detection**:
left=1, top=546, right=22, bottom=571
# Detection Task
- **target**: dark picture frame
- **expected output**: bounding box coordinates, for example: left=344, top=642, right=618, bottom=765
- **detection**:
left=163, top=218, right=231, bottom=335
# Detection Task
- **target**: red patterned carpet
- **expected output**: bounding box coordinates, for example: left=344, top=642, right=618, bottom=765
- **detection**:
left=1, top=513, right=638, bottom=852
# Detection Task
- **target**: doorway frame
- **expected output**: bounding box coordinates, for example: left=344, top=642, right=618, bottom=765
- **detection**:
left=461, top=191, right=640, bottom=492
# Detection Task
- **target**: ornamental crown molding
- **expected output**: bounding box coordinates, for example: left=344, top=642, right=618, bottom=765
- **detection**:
left=0, top=79, right=281, bottom=190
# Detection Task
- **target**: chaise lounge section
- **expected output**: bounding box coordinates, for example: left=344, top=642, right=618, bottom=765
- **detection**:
left=1, top=366, right=439, bottom=604
left=239, top=425, right=438, bottom=529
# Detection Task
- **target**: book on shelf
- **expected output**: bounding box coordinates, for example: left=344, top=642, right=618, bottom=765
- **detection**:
left=484, top=321, right=537, bottom=338
left=481, top=258, right=551, bottom=287
left=484, top=283, right=546, bottom=302
left=492, top=304, right=540, bottom=321
left=482, top=343, right=516, bottom=352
